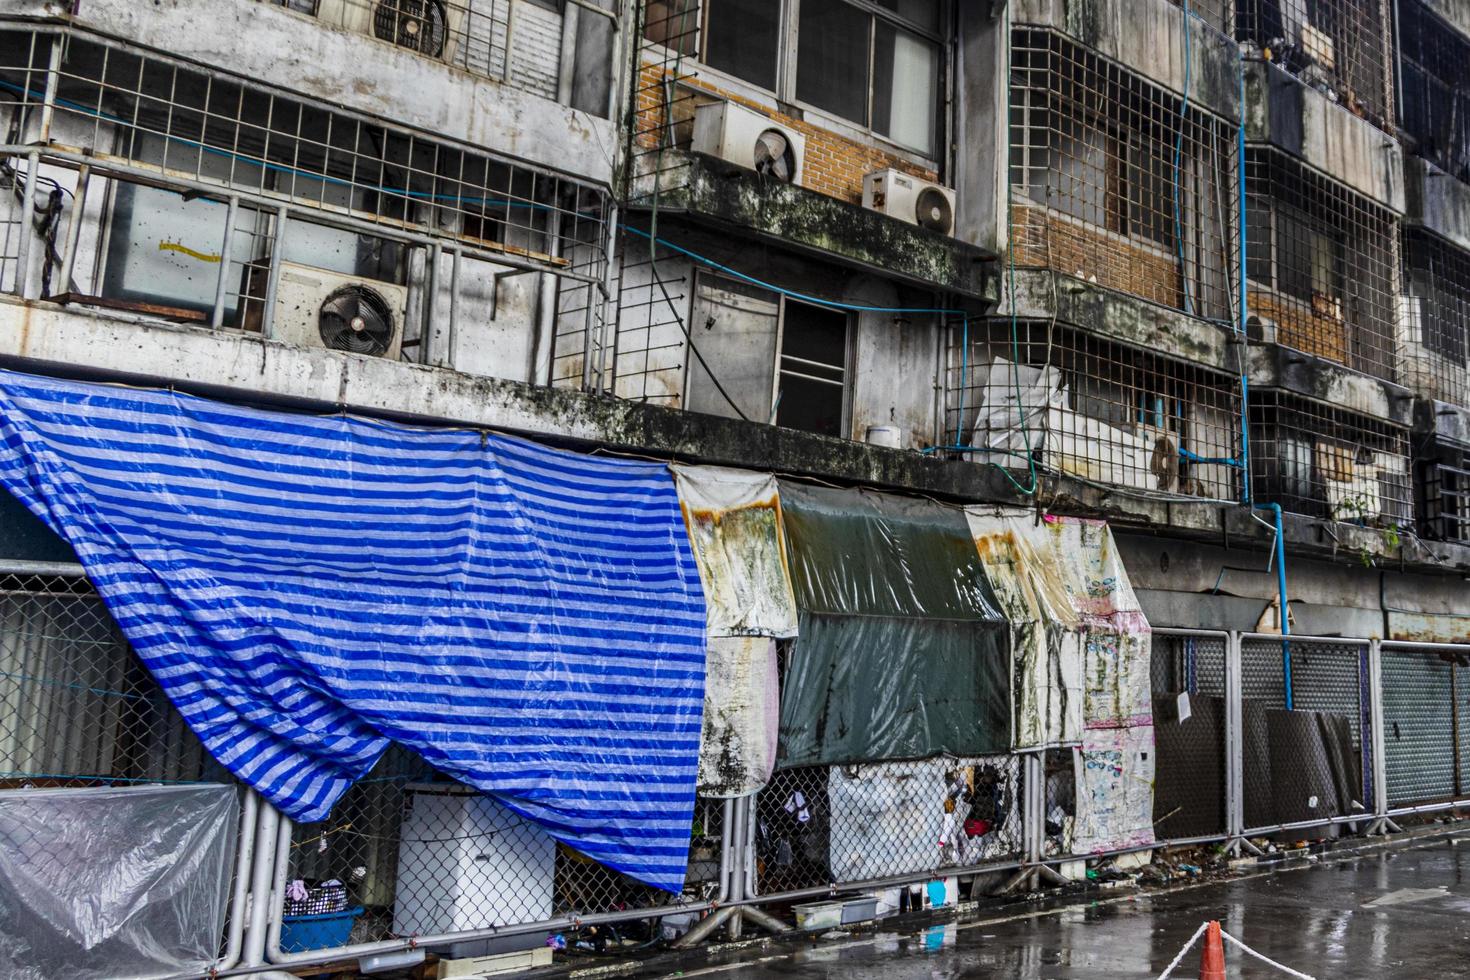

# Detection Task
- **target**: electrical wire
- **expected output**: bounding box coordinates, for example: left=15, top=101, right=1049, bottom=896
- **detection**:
left=1173, top=0, right=1196, bottom=316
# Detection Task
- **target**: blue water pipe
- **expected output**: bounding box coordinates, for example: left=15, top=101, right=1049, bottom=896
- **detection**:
left=1255, top=502, right=1293, bottom=709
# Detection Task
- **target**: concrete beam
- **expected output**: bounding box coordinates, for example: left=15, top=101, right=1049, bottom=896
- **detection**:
left=7, top=0, right=615, bottom=186
left=1002, top=270, right=1237, bottom=372
left=1012, top=0, right=1241, bottom=122
left=1419, top=0, right=1470, bottom=41
left=1243, top=61, right=1404, bottom=213
left=1402, top=156, right=1470, bottom=255
left=1414, top=398, right=1470, bottom=449
left=632, top=154, right=998, bottom=301
left=2, top=299, right=1463, bottom=574
left=1248, top=344, right=1415, bottom=426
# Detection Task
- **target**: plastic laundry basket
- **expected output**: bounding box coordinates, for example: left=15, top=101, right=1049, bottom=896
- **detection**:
left=280, top=906, right=364, bottom=952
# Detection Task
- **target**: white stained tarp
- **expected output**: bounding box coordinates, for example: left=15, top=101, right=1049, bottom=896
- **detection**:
left=1017, top=515, right=1155, bottom=852
left=0, top=783, right=238, bottom=980
left=965, top=507, right=1085, bottom=750
left=698, top=636, right=780, bottom=797
left=671, top=464, right=799, bottom=639
left=1072, top=728, right=1157, bottom=854
left=827, top=756, right=1021, bottom=882
left=973, top=358, right=1063, bottom=452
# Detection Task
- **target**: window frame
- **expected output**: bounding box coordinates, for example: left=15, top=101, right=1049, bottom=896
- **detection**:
left=650, top=0, right=948, bottom=164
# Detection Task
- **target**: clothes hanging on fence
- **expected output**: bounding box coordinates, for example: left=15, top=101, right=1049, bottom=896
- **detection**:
left=0, top=369, right=707, bottom=892
left=775, top=481, right=1011, bottom=767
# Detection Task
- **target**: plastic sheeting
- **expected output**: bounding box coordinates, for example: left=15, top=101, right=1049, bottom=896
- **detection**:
left=776, top=482, right=1011, bottom=767
left=0, top=783, right=237, bottom=980
left=966, top=507, right=1084, bottom=750
left=826, top=756, right=1021, bottom=882
left=698, top=636, right=779, bottom=797
left=1022, top=516, right=1155, bottom=854
left=0, top=370, right=707, bottom=892
left=672, top=465, right=798, bottom=638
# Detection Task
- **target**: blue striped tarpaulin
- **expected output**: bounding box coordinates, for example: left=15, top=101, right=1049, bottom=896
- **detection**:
left=0, top=369, right=707, bottom=891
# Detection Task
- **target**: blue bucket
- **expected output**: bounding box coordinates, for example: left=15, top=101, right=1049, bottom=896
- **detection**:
left=280, top=906, right=364, bottom=952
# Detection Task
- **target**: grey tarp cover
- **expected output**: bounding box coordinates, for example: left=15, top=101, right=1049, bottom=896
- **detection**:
left=0, top=783, right=238, bottom=980
left=775, top=482, right=1010, bottom=766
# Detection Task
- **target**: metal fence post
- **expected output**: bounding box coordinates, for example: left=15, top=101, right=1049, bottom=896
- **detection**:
left=1224, top=630, right=1253, bottom=854
left=1367, top=637, right=1395, bottom=834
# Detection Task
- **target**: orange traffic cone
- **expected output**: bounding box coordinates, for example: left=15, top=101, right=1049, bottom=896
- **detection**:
left=1199, top=920, right=1225, bottom=980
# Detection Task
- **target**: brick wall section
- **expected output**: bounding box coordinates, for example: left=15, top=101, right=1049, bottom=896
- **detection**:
left=1247, top=289, right=1351, bottom=366
left=1008, top=204, right=1183, bottom=311
left=636, top=63, right=936, bottom=205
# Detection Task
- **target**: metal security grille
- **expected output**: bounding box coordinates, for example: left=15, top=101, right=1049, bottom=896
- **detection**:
left=1236, top=0, right=1393, bottom=126
left=285, top=752, right=727, bottom=948
left=1244, top=147, right=1399, bottom=382
left=1381, top=646, right=1457, bottom=807
left=1009, top=28, right=1239, bottom=322
left=1151, top=632, right=1228, bottom=698
left=0, top=26, right=608, bottom=357
left=1248, top=389, right=1412, bottom=527
left=755, top=758, right=1023, bottom=898
left=945, top=320, right=1242, bottom=500
left=1399, top=229, right=1470, bottom=406
left=1396, top=0, right=1470, bottom=180
left=1417, top=439, right=1470, bottom=544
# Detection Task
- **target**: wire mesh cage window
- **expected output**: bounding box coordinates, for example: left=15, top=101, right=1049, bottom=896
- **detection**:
left=0, top=27, right=609, bottom=335
left=946, top=320, right=1242, bottom=500
left=1236, top=0, right=1393, bottom=126
left=1416, top=439, right=1470, bottom=544
left=1399, top=228, right=1470, bottom=406
left=1008, top=28, right=1239, bottom=321
left=1397, top=0, right=1470, bottom=182
left=1244, top=148, right=1399, bottom=382
left=1248, top=389, right=1412, bottom=526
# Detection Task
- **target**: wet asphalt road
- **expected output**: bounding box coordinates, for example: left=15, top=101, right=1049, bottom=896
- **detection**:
left=659, top=839, right=1470, bottom=979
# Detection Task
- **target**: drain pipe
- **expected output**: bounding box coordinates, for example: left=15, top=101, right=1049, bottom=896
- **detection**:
left=1255, top=502, right=1293, bottom=708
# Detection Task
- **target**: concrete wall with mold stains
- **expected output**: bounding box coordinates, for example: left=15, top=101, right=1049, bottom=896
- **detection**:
left=1244, top=62, right=1405, bottom=213
left=1403, top=157, right=1470, bottom=255
left=5, top=0, right=616, bottom=186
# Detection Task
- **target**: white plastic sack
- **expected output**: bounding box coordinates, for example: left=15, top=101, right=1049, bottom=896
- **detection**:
left=972, top=358, right=1062, bottom=452
left=0, top=783, right=238, bottom=980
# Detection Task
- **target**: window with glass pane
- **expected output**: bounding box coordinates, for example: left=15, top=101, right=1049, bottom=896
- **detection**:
left=644, top=0, right=700, bottom=57
left=796, top=0, right=872, bottom=126
left=704, top=0, right=781, bottom=91
left=872, top=21, right=938, bottom=152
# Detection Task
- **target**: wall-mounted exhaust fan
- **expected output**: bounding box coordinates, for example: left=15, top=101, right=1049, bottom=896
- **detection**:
left=272, top=261, right=407, bottom=360
left=693, top=101, right=807, bottom=187
left=373, top=0, right=448, bottom=57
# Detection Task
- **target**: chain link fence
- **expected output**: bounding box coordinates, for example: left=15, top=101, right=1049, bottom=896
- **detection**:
left=0, top=569, right=249, bottom=970
left=277, top=755, right=728, bottom=957
left=754, top=757, right=1024, bottom=900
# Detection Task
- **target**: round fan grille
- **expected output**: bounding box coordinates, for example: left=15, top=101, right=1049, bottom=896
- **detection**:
left=374, top=0, right=448, bottom=57
left=318, top=284, right=396, bottom=356
left=915, top=186, right=954, bottom=233
left=753, top=128, right=798, bottom=183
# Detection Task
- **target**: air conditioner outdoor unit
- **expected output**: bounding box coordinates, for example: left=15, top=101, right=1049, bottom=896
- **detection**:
left=692, top=101, right=805, bottom=185
left=272, top=261, right=407, bottom=359
left=862, top=168, right=956, bottom=235
left=316, top=0, right=464, bottom=62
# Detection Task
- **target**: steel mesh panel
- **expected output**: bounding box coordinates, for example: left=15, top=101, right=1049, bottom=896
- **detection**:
left=1382, top=647, right=1456, bottom=807
left=756, top=757, right=1023, bottom=896
left=1241, top=638, right=1288, bottom=708
left=1286, top=640, right=1365, bottom=746
left=1152, top=693, right=1226, bottom=840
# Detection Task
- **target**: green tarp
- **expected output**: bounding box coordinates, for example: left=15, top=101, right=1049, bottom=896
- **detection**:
left=776, top=482, right=1011, bottom=767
